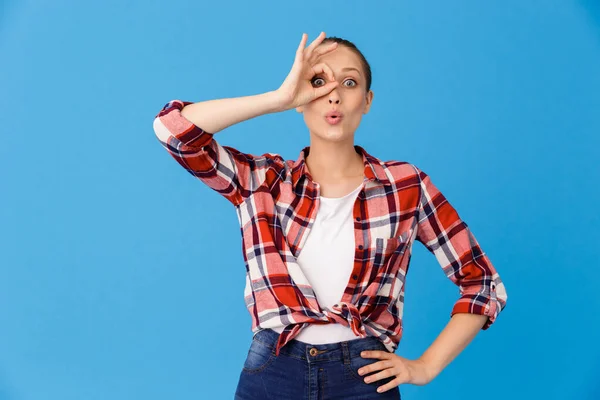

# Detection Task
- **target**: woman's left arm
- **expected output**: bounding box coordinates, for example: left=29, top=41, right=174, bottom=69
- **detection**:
left=358, top=166, right=508, bottom=393
left=417, top=312, right=489, bottom=378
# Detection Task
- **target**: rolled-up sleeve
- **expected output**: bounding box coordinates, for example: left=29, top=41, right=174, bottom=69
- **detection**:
left=153, top=100, right=281, bottom=206
left=414, top=166, right=507, bottom=329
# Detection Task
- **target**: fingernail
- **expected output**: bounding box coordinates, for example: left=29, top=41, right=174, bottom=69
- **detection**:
left=358, top=369, right=364, bottom=375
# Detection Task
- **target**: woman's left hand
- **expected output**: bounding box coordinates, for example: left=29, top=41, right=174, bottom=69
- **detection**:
left=358, top=351, right=436, bottom=393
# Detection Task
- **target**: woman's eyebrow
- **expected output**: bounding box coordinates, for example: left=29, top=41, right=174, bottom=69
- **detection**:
left=341, top=67, right=362, bottom=76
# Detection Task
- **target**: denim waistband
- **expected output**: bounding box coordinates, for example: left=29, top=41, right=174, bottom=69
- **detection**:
left=252, top=328, right=389, bottom=364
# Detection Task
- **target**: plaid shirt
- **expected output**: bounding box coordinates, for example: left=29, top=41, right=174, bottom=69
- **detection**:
left=153, top=99, right=508, bottom=356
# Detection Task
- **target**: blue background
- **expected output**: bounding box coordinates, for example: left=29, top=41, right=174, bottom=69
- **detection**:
left=2, top=1, right=599, bottom=399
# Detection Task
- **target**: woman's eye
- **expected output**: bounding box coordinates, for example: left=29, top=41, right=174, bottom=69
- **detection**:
left=312, top=77, right=357, bottom=87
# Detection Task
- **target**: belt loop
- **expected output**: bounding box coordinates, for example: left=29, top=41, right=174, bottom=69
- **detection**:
left=270, top=330, right=280, bottom=356
left=341, top=341, right=351, bottom=365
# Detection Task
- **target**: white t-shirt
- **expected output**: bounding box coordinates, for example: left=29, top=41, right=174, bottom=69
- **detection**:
left=272, top=182, right=363, bottom=344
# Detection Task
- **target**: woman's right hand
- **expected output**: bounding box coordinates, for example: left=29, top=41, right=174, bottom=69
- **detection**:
left=275, top=32, right=340, bottom=112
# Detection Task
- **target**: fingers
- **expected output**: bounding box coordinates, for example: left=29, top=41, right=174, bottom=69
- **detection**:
left=311, top=62, right=335, bottom=82
left=358, top=360, right=393, bottom=377
left=290, top=33, right=309, bottom=76
left=363, top=364, right=397, bottom=383
left=311, top=41, right=338, bottom=60
left=296, top=33, right=308, bottom=56
left=313, top=81, right=339, bottom=99
left=361, top=350, right=392, bottom=359
left=375, top=376, right=401, bottom=394
left=361, top=364, right=402, bottom=393
left=312, top=62, right=337, bottom=98
left=304, top=31, right=326, bottom=60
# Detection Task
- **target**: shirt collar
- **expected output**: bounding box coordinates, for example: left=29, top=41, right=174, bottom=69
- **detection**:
left=291, top=144, right=392, bottom=190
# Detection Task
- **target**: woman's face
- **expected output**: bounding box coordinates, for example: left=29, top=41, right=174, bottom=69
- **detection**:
left=296, top=45, right=374, bottom=143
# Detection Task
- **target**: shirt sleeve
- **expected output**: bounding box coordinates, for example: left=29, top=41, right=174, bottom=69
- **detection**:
left=414, top=165, right=507, bottom=329
left=153, top=99, right=282, bottom=206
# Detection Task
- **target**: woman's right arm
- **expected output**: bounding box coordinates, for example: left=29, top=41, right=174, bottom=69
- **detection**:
left=179, top=91, right=283, bottom=134
left=153, top=98, right=284, bottom=206
left=179, top=31, right=340, bottom=134
left=153, top=32, right=340, bottom=206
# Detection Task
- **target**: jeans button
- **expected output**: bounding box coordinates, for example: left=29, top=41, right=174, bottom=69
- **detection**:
left=309, top=348, right=318, bottom=356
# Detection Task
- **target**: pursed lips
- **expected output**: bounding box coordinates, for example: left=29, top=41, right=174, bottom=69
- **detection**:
left=325, top=111, right=343, bottom=125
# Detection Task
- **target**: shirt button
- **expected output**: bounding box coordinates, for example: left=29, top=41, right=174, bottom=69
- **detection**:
left=352, top=274, right=358, bottom=280
left=355, top=217, right=361, bottom=222
left=358, top=245, right=363, bottom=250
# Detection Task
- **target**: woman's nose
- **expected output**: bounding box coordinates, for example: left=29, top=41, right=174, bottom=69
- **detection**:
left=329, top=98, right=340, bottom=104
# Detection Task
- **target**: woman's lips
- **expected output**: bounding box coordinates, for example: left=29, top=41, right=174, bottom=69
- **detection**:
left=325, top=116, right=343, bottom=125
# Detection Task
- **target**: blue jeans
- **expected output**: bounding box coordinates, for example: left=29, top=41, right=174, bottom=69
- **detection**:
left=234, top=328, right=401, bottom=399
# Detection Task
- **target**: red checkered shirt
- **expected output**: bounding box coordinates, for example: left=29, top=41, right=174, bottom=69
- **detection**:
left=153, top=99, right=508, bottom=356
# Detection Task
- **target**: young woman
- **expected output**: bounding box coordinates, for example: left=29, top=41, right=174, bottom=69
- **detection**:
left=153, top=32, right=507, bottom=399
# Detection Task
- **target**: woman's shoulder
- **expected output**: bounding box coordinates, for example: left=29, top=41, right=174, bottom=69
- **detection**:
left=374, top=156, right=422, bottom=181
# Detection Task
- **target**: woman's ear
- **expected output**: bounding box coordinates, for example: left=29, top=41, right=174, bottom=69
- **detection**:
left=363, top=90, right=374, bottom=114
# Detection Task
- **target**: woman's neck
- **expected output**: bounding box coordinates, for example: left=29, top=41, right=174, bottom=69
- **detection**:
left=304, top=138, right=364, bottom=183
